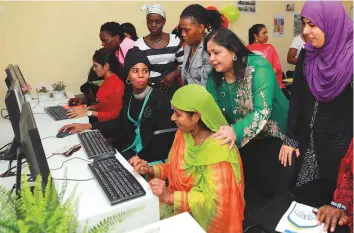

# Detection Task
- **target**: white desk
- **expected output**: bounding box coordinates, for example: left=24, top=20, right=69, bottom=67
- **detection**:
left=31, top=99, right=76, bottom=124
left=127, top=212, right=206, bottom=233
left=3, top=100, right=160, bottom=232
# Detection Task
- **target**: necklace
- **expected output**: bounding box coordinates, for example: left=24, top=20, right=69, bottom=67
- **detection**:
left=133, top=86, right=152, bottom=100
left=150, top=34, right=163, bottom=44
left=191, top=45, right=199, bottom=55
left=193, top=131, right=212, bottom=147
left=198, top=131, right=212, bottom=147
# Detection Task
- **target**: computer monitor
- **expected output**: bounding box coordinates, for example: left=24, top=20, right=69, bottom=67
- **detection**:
left=1, top=80, right=24, bottom=160
left=5, top=64, right=16, bottom=89
left=5, top=80, right=23, bottom=143
left=14, top=65, right=27, bottom=87
left=18, top=102, right=50, bottom=188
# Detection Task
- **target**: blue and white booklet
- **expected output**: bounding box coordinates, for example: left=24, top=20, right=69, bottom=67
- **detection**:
left=276, top=201, right=326, bottom=233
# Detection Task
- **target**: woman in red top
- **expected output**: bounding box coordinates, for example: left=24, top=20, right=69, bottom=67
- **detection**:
left=316, top=139, right=353, bottom=233
left=247, top=24, right=285, bottom=89
left=68, top=48, right=125, bottom=121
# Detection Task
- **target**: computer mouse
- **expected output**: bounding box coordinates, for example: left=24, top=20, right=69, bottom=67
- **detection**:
left=56, top=130, right=71, bottom=138
left=68, top=98, right=79, bottom=107
left=93, top=153, right=116, bottom=163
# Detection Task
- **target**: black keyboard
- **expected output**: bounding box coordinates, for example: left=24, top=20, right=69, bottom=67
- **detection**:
left=78, top=130, right=116, bottom=159
left=44, top=106, right=69, bottom=121
left=88, top=157, right=146, bottom=205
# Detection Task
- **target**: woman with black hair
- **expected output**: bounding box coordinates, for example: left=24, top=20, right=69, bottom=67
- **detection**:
left=179, top=4, right=223, bottom=86
left=205, top=28, right=291, bottom=199
left=121, top=22, right=138, bottom=41
left=247, top=24, right=285, bottom=89
left=67, top=48, right=125, bottom=122
left=68, top=67, right=100, bottom=108
left=100, top=21, right=135, bottom=74
left=60, top=48, right=174, bottom=162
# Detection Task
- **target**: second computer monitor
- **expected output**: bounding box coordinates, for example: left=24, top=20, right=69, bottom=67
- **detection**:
left=5, top=80, right=24, bottom=143
left=5, top=64, right=16, bottom=89
left=19, top=102, right=50, bottom=186
left=14, top=65, right=27, bottom=88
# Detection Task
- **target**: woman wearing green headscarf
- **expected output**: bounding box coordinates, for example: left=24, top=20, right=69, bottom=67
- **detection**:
left=130, top=84, right=245, bottom=233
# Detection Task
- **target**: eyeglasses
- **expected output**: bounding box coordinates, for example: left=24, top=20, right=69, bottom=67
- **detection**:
left=52, top=144, right=82, bottom=157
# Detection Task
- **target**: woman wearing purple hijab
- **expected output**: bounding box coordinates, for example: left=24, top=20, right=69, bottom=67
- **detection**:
left=279, top=1, right=353, bottom=188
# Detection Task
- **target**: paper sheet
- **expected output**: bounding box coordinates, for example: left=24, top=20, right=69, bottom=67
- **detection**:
left=276, top=201, right=327, bottom=233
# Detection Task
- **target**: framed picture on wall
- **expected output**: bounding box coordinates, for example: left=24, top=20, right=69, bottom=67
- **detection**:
left=273, top=15, right=285, bottom=37
left=285, top=2, right=295, bottom=12
left=237, top=0, right=256, bottom=13
left=294, top=14, right=302, bottom=36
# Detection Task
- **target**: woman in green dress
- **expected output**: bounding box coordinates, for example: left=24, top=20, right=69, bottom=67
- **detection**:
left=204, top=28, right=291, bottom=199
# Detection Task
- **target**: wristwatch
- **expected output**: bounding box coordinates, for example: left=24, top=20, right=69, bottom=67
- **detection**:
left=87, top=110, right=93, bottom=117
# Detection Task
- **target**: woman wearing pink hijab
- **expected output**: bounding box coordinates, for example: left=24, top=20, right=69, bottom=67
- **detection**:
left=279, top=1, right=353, bottom=188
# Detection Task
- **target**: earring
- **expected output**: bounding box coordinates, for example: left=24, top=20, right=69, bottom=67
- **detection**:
left=125, top=79, right=131, bottom=85
left=233, top=55, right=237, bottom=61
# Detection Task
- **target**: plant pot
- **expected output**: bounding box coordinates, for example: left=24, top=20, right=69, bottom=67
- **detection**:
left=38, top=92, right=50, bottom=102
left=53, top=90, right=65, bottom=100
left=24, top=93, right=32, bottom=103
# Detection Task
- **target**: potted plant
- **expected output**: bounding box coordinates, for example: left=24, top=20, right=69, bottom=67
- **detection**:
left=0, top=174, right=123, bottom=233
left=52, top=81, right=66, bottom=100
left=36, top=82, right=51, bottom=102
left=21, top=84, right=32, bottom=103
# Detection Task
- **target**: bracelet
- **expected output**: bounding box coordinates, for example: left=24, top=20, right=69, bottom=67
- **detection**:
left=331, top=201, right=347, bottom=211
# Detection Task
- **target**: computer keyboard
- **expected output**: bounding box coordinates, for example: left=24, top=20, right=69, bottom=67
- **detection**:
left=88, top=157, right=146, bottom=205
left=44, top=106, right=69, bottom=121
left=78, top=130, right=116, bottom=159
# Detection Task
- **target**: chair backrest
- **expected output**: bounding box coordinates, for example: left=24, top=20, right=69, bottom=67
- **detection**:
left=142, top=128, right=177, bottom=162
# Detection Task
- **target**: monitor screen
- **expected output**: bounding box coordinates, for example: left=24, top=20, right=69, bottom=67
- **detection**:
left=14, top=65, right=27, bottom=87
left=19, top=102, right=50, bottom=186
left=13, top=80, right=24, bottom=112
left=5, top=64, right=16, bottom=89
left=5, top=80, right=22, bottom=143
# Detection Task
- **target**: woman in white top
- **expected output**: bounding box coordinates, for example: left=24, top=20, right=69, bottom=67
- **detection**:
left=287, top=23, right=307, bottom=65
left=135, top=4, right=184, bottom=97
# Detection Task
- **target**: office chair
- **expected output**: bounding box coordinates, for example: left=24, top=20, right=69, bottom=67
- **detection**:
left=143, top=128, right=177, bottom=164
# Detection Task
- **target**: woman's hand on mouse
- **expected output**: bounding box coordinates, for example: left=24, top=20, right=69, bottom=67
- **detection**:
left=59, top=123, right=92, bottom=134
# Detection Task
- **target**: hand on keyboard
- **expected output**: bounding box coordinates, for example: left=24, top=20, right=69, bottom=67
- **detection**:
left=67, top=107, right=88, bottom=118
left=59, top=123, right=92, bottom=134
left=128, top=156, right=152, bottom=175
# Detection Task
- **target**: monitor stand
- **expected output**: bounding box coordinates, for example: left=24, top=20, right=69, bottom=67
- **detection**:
left=15, top=148, right=25, bottom=195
